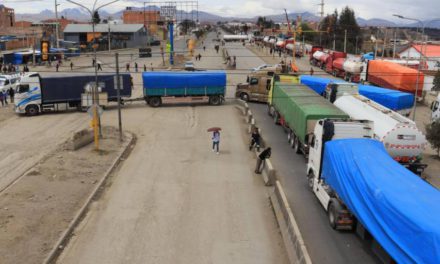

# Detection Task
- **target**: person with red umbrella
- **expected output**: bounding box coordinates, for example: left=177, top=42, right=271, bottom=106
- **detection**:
left=207, top=127, right=221, bottom=154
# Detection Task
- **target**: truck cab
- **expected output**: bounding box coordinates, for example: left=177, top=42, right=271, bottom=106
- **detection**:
left=236, top=69, right=284, bottom=102
left=14, top=73, right=42, bottom=115
left=324, top=83, right=359, bottom=103
left=307, top=119, right=373, bottom=229
left=431, top=94, right=440, bottom=122
left=0, top=74, right=21, bottom=93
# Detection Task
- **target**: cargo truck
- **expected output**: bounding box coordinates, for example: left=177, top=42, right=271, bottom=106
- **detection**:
left=308, top=137, right=440, bottom=264
left=328, top=58, right=363, bottom=82
left=267, top=78, right=349, bottom=155
left=142, top=71, right=226, bottom=107
left=360, top=60, right=424, bottom=97
left=235, top=71, right=294, bottom=102
left=15, top=72, right=132, bottom=115
left=299, top=75, right=414, bottom=115
left=330, top=91, right=427, bottom=175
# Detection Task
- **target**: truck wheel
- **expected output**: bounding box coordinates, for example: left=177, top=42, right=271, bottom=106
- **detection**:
left=289, top=136, right=295, bottom=148
left=26, top=105, right=39, bottom=116
left=294, top=137, right=301, bottom=154
left=209, top=95, right=221, bottom=105
left=307, top=172, right=315, bottom=191
left=328, top=203, right=337, bottom=229
left=149, top=97, right=162, bottom=107
left=240, top=93, right=249, bottom=102
left=287, top=130, right=292, bottom=142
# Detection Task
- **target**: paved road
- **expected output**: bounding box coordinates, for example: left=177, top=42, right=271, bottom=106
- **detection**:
left=227, top=42, right=380, bottom=264
left=57, top=32, right=288, bottom=264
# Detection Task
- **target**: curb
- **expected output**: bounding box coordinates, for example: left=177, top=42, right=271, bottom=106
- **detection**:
left=235, top=100, right=312, bottom=263
left=43, top=132, right=137, bottom=264
left=270, top=180, right=312, bottom=264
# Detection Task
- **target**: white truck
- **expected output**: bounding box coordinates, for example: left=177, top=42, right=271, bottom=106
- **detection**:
left=0, top=73, right=21, bottom=93
left=307, top=119, right=374, bottom=229
left=332, top=92, right=427, bottom=174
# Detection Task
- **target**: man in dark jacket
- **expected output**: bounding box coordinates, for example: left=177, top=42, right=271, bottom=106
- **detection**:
left=8, top=87, right=15, bottom=103
left=249, top=128, right=261, bottom=151
left=255, top=147, right=271, bottom=174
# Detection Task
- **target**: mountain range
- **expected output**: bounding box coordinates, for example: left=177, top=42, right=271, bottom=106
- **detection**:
left=14, top=8, right=440, bottom=29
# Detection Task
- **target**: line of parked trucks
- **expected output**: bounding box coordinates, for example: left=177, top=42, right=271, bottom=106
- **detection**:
left=308, top=45, right=426, bottom=97
left=265, top=74, right=439, bottom=264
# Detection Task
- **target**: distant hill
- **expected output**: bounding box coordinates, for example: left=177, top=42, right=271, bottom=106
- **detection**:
left=14, top=7, right=439, bottom=29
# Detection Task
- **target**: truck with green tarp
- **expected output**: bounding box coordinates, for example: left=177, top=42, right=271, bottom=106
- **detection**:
left=267, top=77, right=349, bottom=155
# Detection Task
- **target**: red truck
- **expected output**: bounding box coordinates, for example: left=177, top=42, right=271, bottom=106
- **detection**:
left=328, top=58, right=363, bottom=82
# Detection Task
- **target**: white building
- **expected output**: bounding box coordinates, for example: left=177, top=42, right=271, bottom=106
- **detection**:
left=399, top=44, right=440, bottom=71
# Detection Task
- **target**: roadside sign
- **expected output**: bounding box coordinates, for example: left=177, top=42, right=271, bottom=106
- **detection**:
left=87, top=104, right=103, bottom=117
left=160, top=5, right=176, bottom=20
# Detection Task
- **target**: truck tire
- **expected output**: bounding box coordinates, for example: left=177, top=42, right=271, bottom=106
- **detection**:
left=26, top=105, right=39, bottom=116
left=148, top=97, right=162, bottom=107
left=287, top=130, right=292, bottom=142
left=209, top=95, right=221, bottom=105
left=307, top=172, right=315, bottom=191
left=328, top=199, right=343, bottom=230
left=294, top=136, right=301, bottom=154
left=240, top=93, right=249, bottom=102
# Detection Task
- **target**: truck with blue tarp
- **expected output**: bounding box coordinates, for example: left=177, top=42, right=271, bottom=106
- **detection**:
left=299, top=75, right=414, bottom=115
left=142, top=71, right=227, bottom=107
left=15, top=72, right=132, bottom=115
left=307, top=136, right=440, bottom=264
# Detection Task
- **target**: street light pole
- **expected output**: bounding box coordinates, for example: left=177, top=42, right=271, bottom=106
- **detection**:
left=55, top=0, right=60, bottom=48
left=67, top=0, right=120, bottom=149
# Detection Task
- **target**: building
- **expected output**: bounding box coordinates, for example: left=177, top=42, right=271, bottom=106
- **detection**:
left=64, top=24, right=147, bottom=50
left=41, top=18, right=80, bottom=33
left=0, top=5, right=14, bottom=28
left=15, top=21, right=33, bottom=28
left=399, top=44, right=440, bottom=71
left=123, top=7, right=164, bottom=35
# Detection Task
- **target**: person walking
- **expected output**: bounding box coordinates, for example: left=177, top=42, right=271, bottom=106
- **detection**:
left=126, top=63, right=130, bottom=72
left=0, top=91, right=4, bottom=107
left=56, top=63, right=59, bottom=72
left=255, top=147, right=271, bottom=174
left=143, top=64, right=147, bottom=72
left=249, top=127, right=261, bottom=151
left=70, top=62, right=74, bottom=70
left=92, top=58, right=96, bottom=68
left=97, top=61, right=103, bottom=71
left=135, top=62, right=138, bottom=72
left=310, top=67, right=314, bottom=76
left=8, top=87, right=15, bottom=103
left=2, top=90, right=7, bottom=105
left=203, top=46, right=206, bottom=51
left=212, top=131, right=220, bottom=154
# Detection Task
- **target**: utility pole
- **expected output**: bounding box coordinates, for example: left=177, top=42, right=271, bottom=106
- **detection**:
left=55, top=0, right=60, bottom=48
left=343, top=29, right=347, bottom=53
left=108, top=22, right=111, bottom=52
left=382, top=28, right=388, bottom=58
left=115, top=53, right=122, bottom=142
left=169, top=21, right=174, bottom=65
left=333, top=33, right=335, bottom=50
left=318, top=0, right=324, bottom=46
left=393, top=30, right=397, bottom=58
left=355, top=36, right=358, bottom=54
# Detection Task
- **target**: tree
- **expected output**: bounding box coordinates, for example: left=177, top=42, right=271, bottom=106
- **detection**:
left=93, top=11, right=101, bottom=24
left=179, top=19, right=196, bottom=34
left=426, top=121, right=440, bottom=157
left=433, top=70, right=440, bottom=91
left=338, top=6, right=362, bottom=53
left=299, top=22, right=315, bottom=42
left=241, top=24, right=249, bottom=34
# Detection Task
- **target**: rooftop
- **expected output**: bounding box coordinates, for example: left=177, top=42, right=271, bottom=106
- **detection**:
left=412, top=44, right=440, bottom=57
left=64, top=24, right=145, bottom=33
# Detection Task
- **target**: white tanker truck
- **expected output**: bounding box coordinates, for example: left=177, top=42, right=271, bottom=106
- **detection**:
left=333, top=94, right=427, bottom=175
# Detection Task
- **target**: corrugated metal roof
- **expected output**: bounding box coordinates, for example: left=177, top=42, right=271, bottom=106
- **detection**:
left=64, top=24, right=145, bottom=33
left=412, top=44, right=440, bottom=58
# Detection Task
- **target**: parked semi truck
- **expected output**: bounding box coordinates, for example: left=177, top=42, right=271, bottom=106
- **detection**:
left=267, top=78, right=349, bottom=155
left=235, top=71, right=292, bottom=102
left=308, top=137, right=440, bottom=264
left=361, top=60, right=424, bottom=97
left=299, top=75, right=414, bottom=115
left=327, top=88, right=427, bottom=174
left=142, top=71, right=226, bottom=107
left=15, top=72, right=132, bottom=115
left=328, top=58, right=363, bottom=82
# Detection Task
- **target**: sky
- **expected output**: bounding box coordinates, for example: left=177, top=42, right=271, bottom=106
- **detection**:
left=2, top=0, right=440, bottom=22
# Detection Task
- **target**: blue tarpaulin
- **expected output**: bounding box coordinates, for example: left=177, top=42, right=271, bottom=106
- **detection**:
left=358, top=84, right=414, bottom=111
left=299, top=75, right=414, bottom=111
left=142, top=71, right=226, bottom=96
left=322, top=139, right=440, bottom=264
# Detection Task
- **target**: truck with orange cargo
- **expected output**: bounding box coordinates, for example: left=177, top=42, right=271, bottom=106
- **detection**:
left=360, top=60, right=424, bottom=97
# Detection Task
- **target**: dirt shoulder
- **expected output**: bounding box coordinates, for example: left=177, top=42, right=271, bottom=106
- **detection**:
left=0, top=127, right=134, bottom=264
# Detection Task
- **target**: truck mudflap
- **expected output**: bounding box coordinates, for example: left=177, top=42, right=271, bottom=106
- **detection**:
left=402, top=162, right=428, bottom=176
